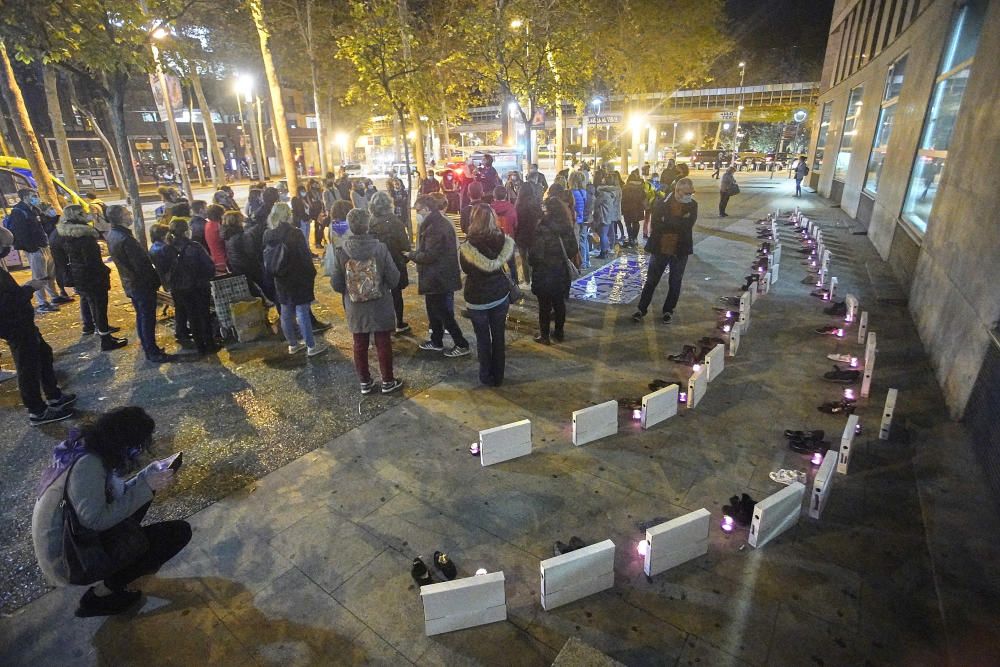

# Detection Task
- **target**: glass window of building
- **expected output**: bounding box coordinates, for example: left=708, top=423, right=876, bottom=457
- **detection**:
left=902, top=0, right=986, bottom=233
left=865, top=54, right=907, bottom=194
left=834, top=86, right=865, bottom=181
left=813, top=102, right=833, bottom=172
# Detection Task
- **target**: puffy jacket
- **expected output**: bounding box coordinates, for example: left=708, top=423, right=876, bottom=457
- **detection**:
left=169, top=238, right=215, bottom=291
left=645, top=194, right=698, bottom=257
left=622, top=181, right=647, bottom=223
left=6, top=202, right=48, bottom=252
left=460, top=234, right=515, bottom=306
left=491, top=200, right=518, bottom=237
left=223, top=226, right=259, bottom=282
left=571, top=189, right=586, bottom=224
left=529, top=216, right=578, bottom=299
left=592, top=186, right=615, bottom=226
left=0, top=267, right=36, bottom=340
left=55, top=220, right=110, bottom=294
left=203, top=220, right=228, bottom=274
left=410, top=210, right=461, bottom=295
left=262, top=222, right=316, bottom=305
left=106, top=225, right=160, bottom=297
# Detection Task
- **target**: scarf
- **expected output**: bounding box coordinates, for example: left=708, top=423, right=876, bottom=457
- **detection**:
left=36, top=429, right=88, bottom=498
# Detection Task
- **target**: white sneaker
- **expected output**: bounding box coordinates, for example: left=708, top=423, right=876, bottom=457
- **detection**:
left=826, top=353, right=857, bottom=365
left=307, top=341, right=329, bottom=357
left=288, top=342, right=306, bottom=355
left=769, top=469, right=806, bottom=486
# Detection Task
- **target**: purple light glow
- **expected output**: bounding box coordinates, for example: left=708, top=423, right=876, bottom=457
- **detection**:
left=721, top=515, right=734, bottom=533
left=632, top=408, right=642, bottom=421
left=723, top=324, right=731, bottom=333
left=679, top=392, right=688, bottom=403
left=811, top=452, right=823, bottom=465
left=637, top=540, right=649, bottom=557
left=844, top=388, right=855, bottom=401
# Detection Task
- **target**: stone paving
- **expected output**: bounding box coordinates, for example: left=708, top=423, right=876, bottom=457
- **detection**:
left=2, top=174, right=999, bottom=666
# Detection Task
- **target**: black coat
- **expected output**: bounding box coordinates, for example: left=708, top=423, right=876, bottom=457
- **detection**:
left=189, top=215, right=208, bottom=248
left=460, top=234, right=515, bottom=306
left=514, top=200, right=542, bottom=248
left=48, top=226, right=72, bottom=288
left=6, top=202, right=49, bottom=252
left=0, top=266, right=36, bottom=341
left=621, top=181, right=647, bottom=224
left=223, top=226, right=260, bottom=283
left=370, top=212, right=412, bottom=290
left=106, top=225, right=160, bottom=297
left=530, top=216, right=578, bottom=299
left=411, top=210, right=461, bottom=295
left=645, top=194, right=698, bottom=257
left=263, top=222, right=316, bottom=305
left=55, top=221, right=111, bottom=293
left=169, top=238, right=215, bottom=291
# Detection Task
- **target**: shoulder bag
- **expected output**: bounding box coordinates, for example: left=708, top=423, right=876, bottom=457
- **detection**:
left=558, top=237, right=581, bottom=279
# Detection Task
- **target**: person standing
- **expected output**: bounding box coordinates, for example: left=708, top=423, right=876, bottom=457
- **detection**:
left=632, top=177, right=698, bottom=325
left=477, top=154, right=502, bottom=202
left=166, top=218, right=218, bottom=356
left=719, top=166, right=738, bottom=217
left=660, top=159, right=678, bottom=188
left=409, top=194, right=470, bottom=357
left=568, top=171, right=590, bottom=269
left=711, top=156, right=721, bottom=179
left=460, top=205, right=515, bottom=386
left=526, top=163, right=548, bottom=195
left=420, top=171, right=441, bottom=195
left=0, top=227, right=77, bottom=425
left=514, top=182, right=542, bottom=285
left=105, top=206, right=176, bottom=363
left=330, top=208, right=404, bottom=395
left=368, top=192, right=412, bottom=334
left=6, top=188, right=64, bottom=312
left=188, top=200, right=208, bottom=247
left=350, top=179, right=371, bottom=211
left=592, top=181, right=614, bottom=259
left=505, top=171, right=523, bottom=202
left=529, top=196, right=578, bottom=344
left=460, top=182, right=484, bottom=234
left=490, top=186, right=519, bottom=281
left=307, top=179, right=326, bottom=249
left=291, top=185, right=312, bottom=247
left=263, top=202, right=328, bottom=357
left=794, top=156, right=809, bottom=197
left=55, top=206, right=128, bottom=352
left=622, top=170, right=647, bottom=248
left=202, top=204, right=228, bottom=275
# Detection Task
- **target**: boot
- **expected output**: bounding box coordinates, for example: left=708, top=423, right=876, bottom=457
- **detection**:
left=100, top=334, right=128, bottom=351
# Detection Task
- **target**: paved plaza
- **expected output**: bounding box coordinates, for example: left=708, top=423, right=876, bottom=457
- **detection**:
left=2, top=175, right=999, bottom=666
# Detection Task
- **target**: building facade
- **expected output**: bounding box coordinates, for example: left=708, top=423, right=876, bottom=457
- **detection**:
left=808, top=0, right=999, bottom=480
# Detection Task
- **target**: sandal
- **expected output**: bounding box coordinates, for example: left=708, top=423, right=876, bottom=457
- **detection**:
left=411, top=558, right=433, bottom=587
left=433, top=551, right=457, bottom=580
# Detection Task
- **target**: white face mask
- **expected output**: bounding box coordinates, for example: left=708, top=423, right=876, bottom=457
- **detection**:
left=677, top=194, right=694, bottom=204
left=415, top=212, right=427, bottom=224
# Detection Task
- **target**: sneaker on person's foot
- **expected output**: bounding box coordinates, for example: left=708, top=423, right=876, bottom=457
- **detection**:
left=394, top=322, right=411, bottom=334
left=360, top=381, right=376, bottom=395
left=288, top=342, right=307, bottom=355
left=29, top=405, right=74, bottom=427
left=147, top=352, right=178, bottom=363
left=36, top=303, right=59, bottom=313
left=307, top=342, right=328, bottom=357
left=444, top=345, right=471, bottom=358
left=46, top=393, right=77, bottom=409
left=381, top=378, right=404, bottom=394
left=81, top=327, right=95, bottom=336
left=662, top=311, right=673, bottom=324
left=52, top=295, right=75, bottom=304
left=75, top=587, right=141, bottom=618
left=534, top=334, right=551, bottom=345
left=311, top=320, right=332, bottom=333
left=419, top=340, right=444, bottom=352
left=631, top=311, right=645, bottom=322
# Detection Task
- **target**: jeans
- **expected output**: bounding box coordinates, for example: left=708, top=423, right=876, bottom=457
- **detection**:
left=280, top=303, right=315, bottom=348
left=517, top=245, right=532, bottom=284
left=537, top=293, right=566, bottom=339
left=719, top=192, right=731, bottom=215
left=299, top=221, right=310, bottom=245
left=795, top=177, right=803, bottom=196
left=425, top=292, right=468, bottom=348
left=6, top=325, right=60, bottom=414
left=577, top=224, right=591, bottom=268
left=131, top=289, right=161, bottom=359
left=352, top=331, right=394, bottom=383
left=28, top=249, right=58, bottom=306
left=80, top=293, right=95, bottom=331
left=78, top=289, right=111, bottom=334
left=173, top=287, right=214, bottom=352
left=625, top=218, right=641, bottom=244
left=469, top=300, right=509, bottom=385
left=103, top=501, right=192, bottom=592
left=636, top=253, right=689, bottom=315
left=597, top=223, right=611, bottom=256
left=391, top=287, right=405, bottom=328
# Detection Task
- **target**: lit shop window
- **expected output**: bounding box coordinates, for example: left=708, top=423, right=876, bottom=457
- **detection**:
left=864, top=54, right=907, bottom=194
left=812, top=102, right=833, bottom=172
left=834, top=85, right=865, bottom=182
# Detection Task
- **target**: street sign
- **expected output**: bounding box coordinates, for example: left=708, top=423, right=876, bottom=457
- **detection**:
left=586, top=114, right=622, bottom=125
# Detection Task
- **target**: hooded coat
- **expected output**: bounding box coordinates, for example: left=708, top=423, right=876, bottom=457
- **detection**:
left=592, top=186, right=616, bottom=226
left=330, top=234, right=400, bottom=334
left=262, top=222, right=316, bottom=305
left=410, top=210, right=461, bottom=295
left=55, top=220, right=111, bottom=294
left=368, top=194, right=412, bottom=290
left=460, top=234, right=515, bottom=306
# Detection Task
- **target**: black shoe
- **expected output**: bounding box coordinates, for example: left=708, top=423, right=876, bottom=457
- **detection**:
left=823, top=365, right=860, bottom=384
left=47, top=393, right=78, bottom=409
left=410, top=558, right=433, bottom=587
left=75, top=587, right=141, bottom=617
left=100, top=334, right=128, bottom=351
left=81, top=328, right=95, bottom=336
left=818, top=400, right=856, bottom=415
left=433, top=551, right=457, bottom=580
left=789, top=438, right=828, bottom=454
left=534, top=334, right=551, bottom=345
left=394, top=323, right=411, bottom=335
left=29, top=405, right=74, bottom=427
left=311, top=320, right=332, bottom=333
left=631, top=310, right=645, bottom=322
left=147, top=352, right=178, bottom=363
left=552, top=330, right=564, bottom=343
left=784, top=429, right=824, bottom=441
left=662, top=311, right=673, bottom=324
left=52, top=295, right=75, bottom=305
left=381, top=378, right=404, bottom=394
left=824, top=301, right=847, bottom=316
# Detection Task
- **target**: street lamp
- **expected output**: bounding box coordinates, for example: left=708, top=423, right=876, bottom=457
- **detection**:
left=510, top=18, right=523, bottom=29
left=233, top=74, right=264, bottom=180
left=335, top=132, right=348, bottom=164
left=591, top=97, right=602, bottom=116
left=672, top=122, right=678, bottom=150
left=149, top=26, right=193, bottom=200
left=733, top=61, right=747, bottom=158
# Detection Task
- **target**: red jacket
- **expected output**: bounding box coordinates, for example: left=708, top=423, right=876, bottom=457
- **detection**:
left=491, top=200, right=518, bottom=237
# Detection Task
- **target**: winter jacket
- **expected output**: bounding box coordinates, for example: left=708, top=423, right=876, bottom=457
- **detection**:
left=106, top=225, right=160, bottom=297
left=514, top=200, right=542, bottom=248
left=369, top=212, right=412, bottom=290
left=592, top=186, right=615, bottom=227
left=6, top=202, right=49, bottom=252
left=223, top=226, right=259, bottom=282
left=460, top=201, right=483, bottom=234
left=203, top=220, right=228, bottom=274
left=350, top=190, right=371, bottom=211
left=189, top=215, right=208, bottom=247
left=330, top=234, right=399, bottom=334
left=721, top=172, right=738, bottom=194
left=0, top=267, right=36, bottom=341
left=478, top=166, right=501, bottom=194
left=169, top=238, right=215, bottom=291
left=420, top=177, right=441, bottom=195
left=323, top=187, right=341, bottom=212
left=530, top=216, right=578, bottom=299
left=608, top=185, right=622, bottom=222
left=571, top=189, right=586, bottom=224
left=622, top=181, right=647, bottom=223
left=55, top=220, right=110, bottom=294
left=410, top=210, right=461, bottom=295
left=335, top=177, right=352, bottom=201
left=645, top=194, right=698, bottom=258
left=526, top=171, right=548, bottom=193
left=291, top=196, right=310, bottom=225
left=583, top=184, right=596, bottom=222
left=246, top=202, right=274, bottom=261
left=795, top=161, right=810, bottom=179
left=491, top=200, right=518, bottom=237
left=460, top=234, right=515, bottom=307
left=148, top=241, right=176, bottom=289
left=262, top=222, right=316, bottom=305
left=48, top=226, right=72, bottom=288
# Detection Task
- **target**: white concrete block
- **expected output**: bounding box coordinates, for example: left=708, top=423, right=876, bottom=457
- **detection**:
left=572, top=400, right=618, bottom=446
left=643, top=509, right=711, bottom=577
left=761, top=271, right=771, bottom=294
left=728, top=321, right=741, bottom=357
left=541, top=570, right=615, bottom=611
left=748, top=482, right=805, bottom=548
left=749, top=282, right=760, bottom=304
left=739, top=291, right=751, bottom=330
left=641, top=384, right=678, bottom=430
left=704, top=344, right=725, bottom=382
left=845, top=294, right=859, bottom=322
left=772, top=241, right=782, bottom=265
left=879, top=388, right=898, bottom=441
left=837, top=414, right=860, bottom=475
left=828, top=276, right=838, bottom=300
left=421, top=571, right=507, bottom=636
left=809, top=452, right=837, bottom=520
left=857, top=311, right=869, bottom=344
left=770, top=262, right=780, bottom=284
left=479, top=420, right=532, bottom=467
left=687, top=367, right=707, bottom=410
left=540, top=540, right=615, bottom=610
left=861, top=332, right=877, bottom=399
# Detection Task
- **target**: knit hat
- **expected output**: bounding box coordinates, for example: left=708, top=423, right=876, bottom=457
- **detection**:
left=262, top=187, right=280, bottom=204
left=347, top=208, right=371, bottom=234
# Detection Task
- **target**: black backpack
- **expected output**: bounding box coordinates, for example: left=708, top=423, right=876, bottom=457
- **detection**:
left=263, top=240, right=290, bottom=278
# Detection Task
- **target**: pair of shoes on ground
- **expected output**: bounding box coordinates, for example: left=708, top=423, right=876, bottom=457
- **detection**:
left=769, top=469, right=807, bottom=486
left=76, top=587, right=141, bottom=617
left=823, top=365, right=860, bottom=384
left=82, top=325, right=122, bottom=336
left=29, top=393, right=78, bottom=427
left=534, top=330, right=564, bottom=344
left=817, top=399, right=856, bottom=415
left=722, top=494, right=756, bottom=527
left=785, top=429, right=828, bottom=453
left=419, top=340, right=471, bottom=357
left=411, top=552, right=458, bottom=586
left=553, top=536, right=586, bottom=556
left=360, top=378, right=404, bottom=395
left=288, top=341, right=329, bottom=357
left=632, top=311, right=672, bottom=324
left=827, top=353, right=858, bottom=365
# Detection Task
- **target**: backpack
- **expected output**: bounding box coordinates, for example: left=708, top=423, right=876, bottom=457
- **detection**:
left=263, top=241, right=290, bottom=278
left=338, top=249, right=382, bottom=303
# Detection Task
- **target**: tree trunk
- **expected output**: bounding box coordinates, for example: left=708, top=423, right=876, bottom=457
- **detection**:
left=309, top=57, right=327, bottom=176
left=249, top=0, right=297, bottom=193
left=42, top=66, right=77, bottom=192
left=77, top=105, right=125, bottom=198
left=323, top=88, right=337, bottom=172
left=191, top=69, right=225, bottom=188
left=187, top=92, right=205, bottom=186
left=108, top=80, right=147, bottom=246
left=397, top=107, right=414, bottom=241
left=555, top=99, right=564, bottom=173
left=0, top=43, right=61, bottom=212
left=412, top=111, right=426, bottom=180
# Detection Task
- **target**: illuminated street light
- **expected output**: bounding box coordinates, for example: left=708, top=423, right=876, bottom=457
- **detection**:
left=684, top=130, right=695, bottom=142
left=629, top=114, right=646, bottom=132
left=723, top=123, right=731, bottom=130
left=510, top=18, right=523, bottom=29
left=407, top=130, right=416, bottom=140
left=151, top=26, right=169, bottom=40
left=235, top=74, right=255, bottom=103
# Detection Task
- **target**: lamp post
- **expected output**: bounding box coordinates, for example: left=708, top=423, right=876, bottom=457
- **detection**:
left=235, top=74, right=265, bottom=180
left=733, top=61, right=746, bottom=161
left=149, top=27, right=193, bottom=200
left=673, top=122, right=678, bottom=151
left=335, top=132, right=348, bottom=165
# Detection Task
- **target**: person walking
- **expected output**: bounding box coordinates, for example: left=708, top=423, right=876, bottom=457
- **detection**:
left=530, top=196, right=579, bottom=344
left=719, top=166, right=738, bottom=217
left=460, top=205, right=515, bottom=387
left=514, top=182, right=542, bottom=285
left=166, top=218, right=218, bottom=355
left=31, top=406, right=191, bottom=617
left=105, top=206, right=176, bottom=363
left=263, top=202, right=328, bottom=357
left=0, top=227, right=77, bottom=425
left=368, top=192, right=412, bottom=334
left=55, top=206, right=128, bottom=352
left=711, top=156, right=721, bottom=179
left=632, top=177, right=698, bottom=325
left=409, top=194, right=470, bottom=357
left=6, top=188, right=65, bottom=312
left=330, top=208, right=404, bottom=395
left=622, top=170, right=647, bottom=248
left=794, top=156, right=809, bottom=197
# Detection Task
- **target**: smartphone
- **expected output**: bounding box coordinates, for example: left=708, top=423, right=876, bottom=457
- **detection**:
left=168, top=452, right=183, bottom=471
left=157, top=452, right=183, bottom=471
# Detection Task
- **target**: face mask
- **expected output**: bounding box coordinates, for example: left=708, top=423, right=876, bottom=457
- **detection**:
left=29, top=196, right=40, bottom=207
left=416, top=212, right=427, bottom=224
left=678, top=194, right=694, bottom=204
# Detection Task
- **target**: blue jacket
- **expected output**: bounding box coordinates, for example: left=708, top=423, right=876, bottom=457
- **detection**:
left=571, top=189, right=586, bottom=224
left=6, top=202, right=49, bottom=252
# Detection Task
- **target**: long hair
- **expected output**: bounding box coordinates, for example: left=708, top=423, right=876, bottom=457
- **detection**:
left=543, top=196, right=573, bottom=229
left=568, top=171, right=585, bottom=190
left=267, top=201, right=293, bottom=229
left=468, top=203, right=502, bottom=242
left=82, top=406, right=156, bottom=473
